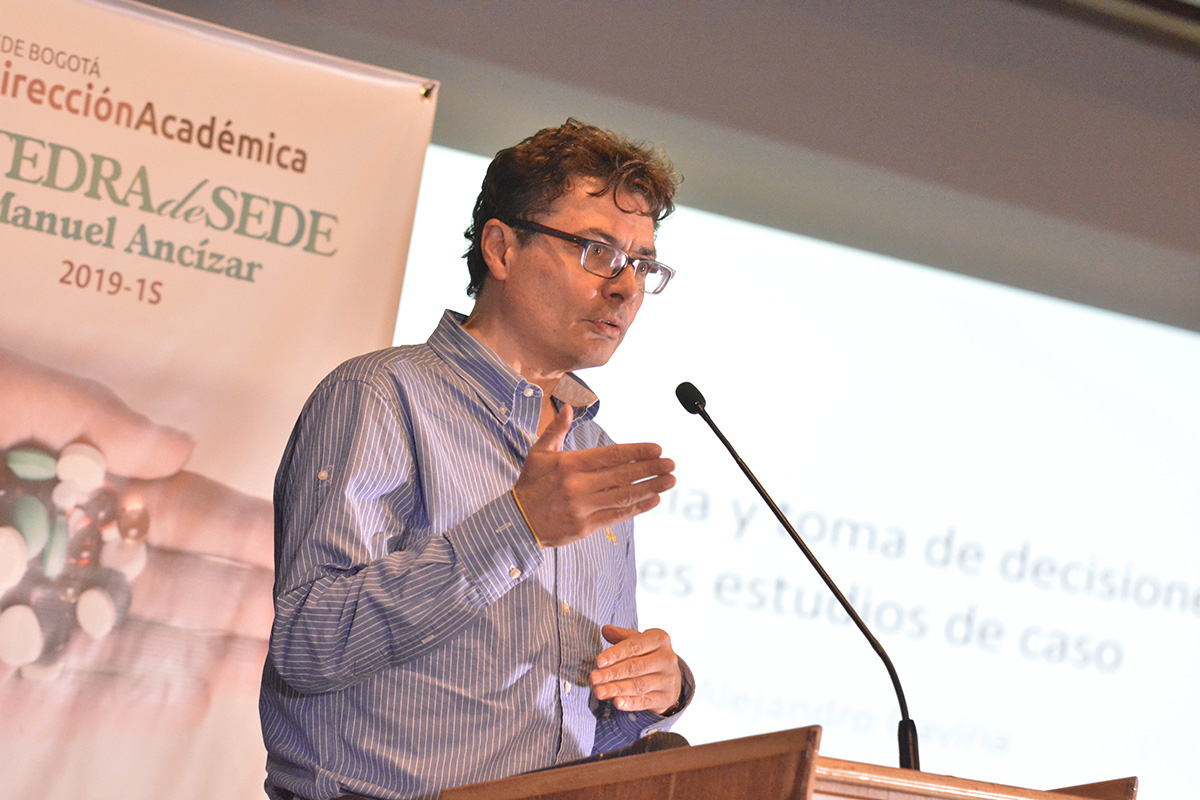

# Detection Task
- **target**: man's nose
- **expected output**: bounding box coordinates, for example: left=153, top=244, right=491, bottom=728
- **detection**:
left=607, top=264, right=640, bottom=301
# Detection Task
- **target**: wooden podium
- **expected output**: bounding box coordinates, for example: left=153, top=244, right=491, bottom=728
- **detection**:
left=440, top=727, right=1137, bottom=800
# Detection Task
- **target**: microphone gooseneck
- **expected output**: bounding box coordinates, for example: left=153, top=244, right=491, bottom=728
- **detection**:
left=674, top=381, right=920, bottom=771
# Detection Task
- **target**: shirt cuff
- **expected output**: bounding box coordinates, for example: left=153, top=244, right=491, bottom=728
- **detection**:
left=444, top=489, right=545, bottom=605
left=655, top=656, right=696, bottom=721
left=596, top=655, right=696, bottom=751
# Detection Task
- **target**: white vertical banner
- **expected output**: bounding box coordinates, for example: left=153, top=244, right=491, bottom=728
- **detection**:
left=0, top=1, right=436, bottom=797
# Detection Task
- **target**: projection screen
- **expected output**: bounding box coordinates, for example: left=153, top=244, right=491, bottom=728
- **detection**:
left=394, top=144, right=1200, bottom=797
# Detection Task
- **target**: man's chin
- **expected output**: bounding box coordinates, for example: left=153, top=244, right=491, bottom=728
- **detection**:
left=572, top=343, right=621, bottom=372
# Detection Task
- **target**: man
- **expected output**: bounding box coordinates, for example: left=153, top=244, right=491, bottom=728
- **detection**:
left=260, top=119, right=691, bottom=800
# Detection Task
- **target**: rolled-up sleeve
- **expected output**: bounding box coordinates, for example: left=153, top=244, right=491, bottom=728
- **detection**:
left=268, top=377, right=543, bottom=694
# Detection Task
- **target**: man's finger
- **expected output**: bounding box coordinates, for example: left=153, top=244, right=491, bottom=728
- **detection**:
left=587, top=458, right=676, bottom=494
left=565, top=441, right=665, bottom=471
left=600, top=691, right=669, bottom=712
left=544, top=456, right=674, bottom=505
left=591, top=626, right=682, bottom=715
left=528, top=403, right=573, bottom=453
left=573, top=490, right=670, bottom=538
left=591, top=473, right=677, bottom=513
left=601, top=624, right=637, bottom=647
left=596, top=626, right=665, bottom=669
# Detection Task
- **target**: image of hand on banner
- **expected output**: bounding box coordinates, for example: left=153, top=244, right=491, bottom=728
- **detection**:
left=0, top=347, right=274, bottom=737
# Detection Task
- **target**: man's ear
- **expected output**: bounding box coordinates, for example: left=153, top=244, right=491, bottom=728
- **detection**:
left=480, top=219, right=518, bottom=282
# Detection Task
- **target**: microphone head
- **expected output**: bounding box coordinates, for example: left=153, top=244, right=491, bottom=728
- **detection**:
left=675, top=382, right=706, bottom=414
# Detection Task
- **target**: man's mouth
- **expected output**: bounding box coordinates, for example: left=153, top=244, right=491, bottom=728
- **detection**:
left=593, top=317, right=624, bottom=338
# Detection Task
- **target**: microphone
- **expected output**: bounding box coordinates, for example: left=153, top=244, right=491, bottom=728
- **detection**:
left=675, top=381, right=920, bottom=771
left=675, top=381, right=705, bottom=414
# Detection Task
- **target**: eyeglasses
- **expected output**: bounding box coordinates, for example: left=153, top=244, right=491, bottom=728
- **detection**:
left=509, top=219, right=675, bottom=294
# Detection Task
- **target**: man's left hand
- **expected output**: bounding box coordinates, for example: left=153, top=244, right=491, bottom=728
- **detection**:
left=590, top=625, right=682, bottom=715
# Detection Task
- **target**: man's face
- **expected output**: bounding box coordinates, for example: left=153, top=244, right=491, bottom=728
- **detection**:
left=494, top=177, right=655, bottom=375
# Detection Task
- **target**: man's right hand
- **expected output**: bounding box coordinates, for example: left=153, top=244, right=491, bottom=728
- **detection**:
left=512, top=404, right=675, bottom=548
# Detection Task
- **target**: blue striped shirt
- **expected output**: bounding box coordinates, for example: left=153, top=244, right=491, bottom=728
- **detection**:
left=260, top=310, right=689, bottom=800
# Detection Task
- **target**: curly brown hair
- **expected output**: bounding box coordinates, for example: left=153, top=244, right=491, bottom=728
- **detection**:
left=462, top=119, right=680, bottom=298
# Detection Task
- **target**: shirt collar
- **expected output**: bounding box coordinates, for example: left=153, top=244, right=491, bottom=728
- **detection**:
left=427, top=310, right=601, bottom=425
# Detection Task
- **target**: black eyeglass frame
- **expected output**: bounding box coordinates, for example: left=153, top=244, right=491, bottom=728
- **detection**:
left=508, top=219, right=675, bottom=294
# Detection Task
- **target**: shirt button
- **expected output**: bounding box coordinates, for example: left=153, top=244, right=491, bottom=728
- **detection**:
left=563, top=681, right=572, bottom=694
left=509, top=567, right=521, bottom=579
left=561, top=602, right=570, bottom=614
left=316, top=469, right=329, bottom=481
left=522, top=386, right=535, bottom=397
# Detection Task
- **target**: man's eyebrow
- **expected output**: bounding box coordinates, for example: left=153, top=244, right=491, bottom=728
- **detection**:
left=578, top=227, right=658, bottom=259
